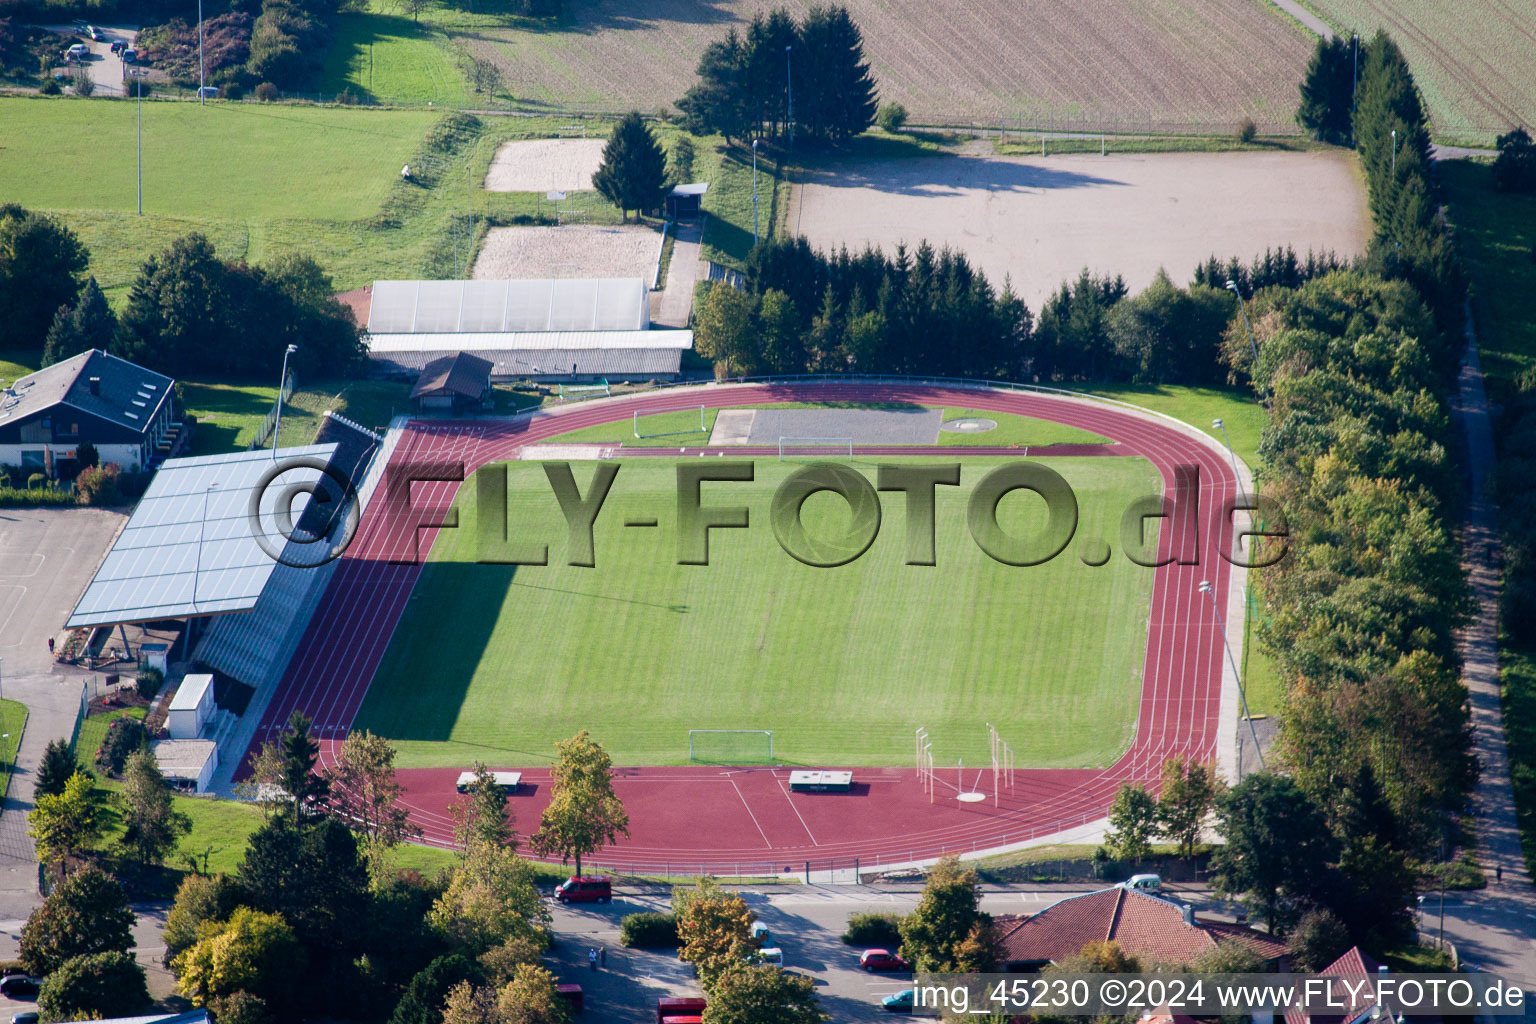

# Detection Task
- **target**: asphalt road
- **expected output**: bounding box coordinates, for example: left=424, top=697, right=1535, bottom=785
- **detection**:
left=0, top=508, right=125, bottom=919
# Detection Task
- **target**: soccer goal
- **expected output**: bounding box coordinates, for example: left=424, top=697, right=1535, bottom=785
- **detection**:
left=635, top=405, right=707, bottom=438
left=778, top=437, right=854, bottom=462
left=559, top=380, right=611, bottom=401
left=689, top=729, right=775, bottom=763
left=557, top=124, right=587, bottom=138
left=556, top=208, right=589, bottom=227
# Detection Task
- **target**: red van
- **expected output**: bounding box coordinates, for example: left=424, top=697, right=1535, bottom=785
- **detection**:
left=555, top=875, right=612, bottom=904
left=657, top=996, right=706, bottom=1023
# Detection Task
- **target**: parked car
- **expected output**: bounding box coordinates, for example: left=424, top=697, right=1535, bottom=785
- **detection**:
left=1120, top=873, right=1162, bottom=895
left=657, top=996, right=706, bottom=1024
left=555, top=982, right=583, bottom=1013
left=758, top=945, right=783, bottom=965
left=109, top=39, right=124, bottom=53
left=122, top=48, right=137, bottom=63
left=87, top=25, right=103, bottom=40
left=62, top=43, right=88, bottom=61
left=0, top=975, right=39, bottom=998
left=11, top=1013, right=40, bottom=1024
left=860, top=949, right=911, bottom=973
left=882, top=989, right=916, bottom=1012
left=554, top=875, right=611, bottom=904
left=750, top=921, right=772, bottom=945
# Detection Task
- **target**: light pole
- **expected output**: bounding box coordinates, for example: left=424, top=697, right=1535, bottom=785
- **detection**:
left=198, top=0, right=206, bottom=105
left=785, top=45, right=793, bottom=147
left=1200, top=579, right=1265, bottom=776
left=131, top=68, right=148, bottom=215
left=272, top=344, right=297, bottom=459
left=2, top=734, right=9, bottom=790
left=1224, top=279, right=1261, bottom=375
left=1350, top=33, right=1359, bottom=146
left=751, top=138, right=760, bottom=245
left=1211, top=418, right=1243, bottom=492
left=1391, top=128, right=1397, bottom=177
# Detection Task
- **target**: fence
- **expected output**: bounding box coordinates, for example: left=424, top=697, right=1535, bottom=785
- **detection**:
left=246, top=372, right=295, bottom=451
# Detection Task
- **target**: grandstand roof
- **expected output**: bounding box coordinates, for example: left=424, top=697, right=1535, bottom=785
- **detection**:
left=66, top=445, right=342, bottom=629
left=367, top=278, right=650, bottom=334
left=371, top=344, right=688, bottom=380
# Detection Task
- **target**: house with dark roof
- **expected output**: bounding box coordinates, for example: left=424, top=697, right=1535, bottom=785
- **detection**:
left=0, top=349, right=176, bottom=477
left=411, top=351, right=493, bottom=413
left=993, top=887, right=1289, bottom=970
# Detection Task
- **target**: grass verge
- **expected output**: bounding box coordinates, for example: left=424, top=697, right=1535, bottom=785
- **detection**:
left=0, top=700, right=28, bottom=800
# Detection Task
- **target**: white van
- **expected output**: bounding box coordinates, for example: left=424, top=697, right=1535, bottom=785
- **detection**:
left=1121, top=873, right=1163, bottom=894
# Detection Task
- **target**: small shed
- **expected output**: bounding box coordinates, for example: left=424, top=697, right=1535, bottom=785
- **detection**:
left=411, top=352, right=493, bottom=413
left=665, top=182, right=709, bottom=221
left=168, top=673, right=215, bottom=739
left=151, top=738, right=219, bottom=793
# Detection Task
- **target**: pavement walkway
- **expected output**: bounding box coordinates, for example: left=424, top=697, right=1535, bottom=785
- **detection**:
left=1264, top=0, right=1335, bottom=38
left=1446, top=303, right=1536, bottom=986
left=653, top=221, right=702, bottom=328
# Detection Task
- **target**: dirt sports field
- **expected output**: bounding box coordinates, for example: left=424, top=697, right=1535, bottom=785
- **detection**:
left=787, top=148, right=1370, bottom=310
left=483, top=137, right=607, bottom=192
left=1303, top=0, right=1536, bottom=143
left=472, top=224, right=662, bottom=280
left=466, top=0, right=1311, bottom=126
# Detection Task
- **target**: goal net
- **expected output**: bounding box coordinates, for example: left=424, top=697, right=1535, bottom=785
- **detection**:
left=778, top=437, right=854, bottom=462
left=689, top=730, right=775, bottom=763
left=557, top=124, right=587, bottom=138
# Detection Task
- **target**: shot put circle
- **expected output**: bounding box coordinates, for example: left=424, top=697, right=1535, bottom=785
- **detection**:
left=940, top=417, right=998, bottom=434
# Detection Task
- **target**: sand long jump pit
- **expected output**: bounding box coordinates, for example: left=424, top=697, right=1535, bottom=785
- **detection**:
left=787, top=150, right=1369, bottom=309
left=484, top=138, right=607, bottom=192
left=473, top=224, right=663, bottom=280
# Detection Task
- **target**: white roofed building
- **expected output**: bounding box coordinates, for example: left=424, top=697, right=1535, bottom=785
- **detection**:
left=363, top=278, right=694, bottom=381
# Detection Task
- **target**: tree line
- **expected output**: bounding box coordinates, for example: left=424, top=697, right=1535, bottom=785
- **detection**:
left=677, top=4, right=879, bottom=146
left=693, top=234, right=1352, bottom=386
left=20, top=711, right=632, bottom=1022
left=1297, top=31, right=1462, bottom=331
left=0, top=209, right=364, bottom=385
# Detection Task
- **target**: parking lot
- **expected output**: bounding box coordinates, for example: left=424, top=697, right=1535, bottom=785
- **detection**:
left=45, top=23, right=140, bottom=96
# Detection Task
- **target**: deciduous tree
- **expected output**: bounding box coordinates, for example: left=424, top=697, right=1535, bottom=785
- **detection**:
left=1156, top=756, right=1220, bottom=858
left=703, top=963, right=829, bottom=1024
left=1105, top=783, right=1158, bottom=861
left=173, top=906, right=305, bottom=1009
left=0, top=204, right=88, bottom=352
left=37, top=950, right=150, bottom=1021
left=898, top=856, right=990, bottom=972
left=496, top=962, right=568, bottom=1024
left=676, top=878, right=757, bottom=994
left=430, top=841, right=549, bottom=952
left=529, top=730, right=629, bottom=877
left=1211, top=774, right=1336, bottom=934
left=451, top=762, right=514, bottom=853
left=119, top=747, right=192, bottom=865
left=19, top=864, right=134, bottom=976
left=27, top=770, right=104, bottom=868
left=325, top=729, right=420, bottom=852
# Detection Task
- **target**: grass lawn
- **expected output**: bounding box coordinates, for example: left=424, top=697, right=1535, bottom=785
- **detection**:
left=180, top=378, right=413, bottom=456
left=321, top=2, right=472, bottom=106
left=1083, top=383, right=1266, bottom=468
left=74, top=707, right=147, bottom=772
left=936, top=408, right=1107, bottom=447
left=0, top=700, right=27, bottom=800
left=1442, top=160, right=1536, bottom=406
left=0, top=349, right=37, bottom=383
left=357, top=454, right=1161, bottom=769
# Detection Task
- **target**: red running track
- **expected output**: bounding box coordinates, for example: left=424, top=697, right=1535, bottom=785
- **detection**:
left=247, top=383, right=1239, bottom=872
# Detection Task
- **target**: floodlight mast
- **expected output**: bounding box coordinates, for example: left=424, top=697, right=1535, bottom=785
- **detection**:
left=272, top=344, right=298, bottom=460
left=751, top=138, right=760, bottom=245
left=1200, top=579, right=1265, bottom=777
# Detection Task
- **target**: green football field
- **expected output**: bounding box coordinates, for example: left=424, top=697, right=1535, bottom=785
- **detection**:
left=358, top=454, right=1161, bottom=769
